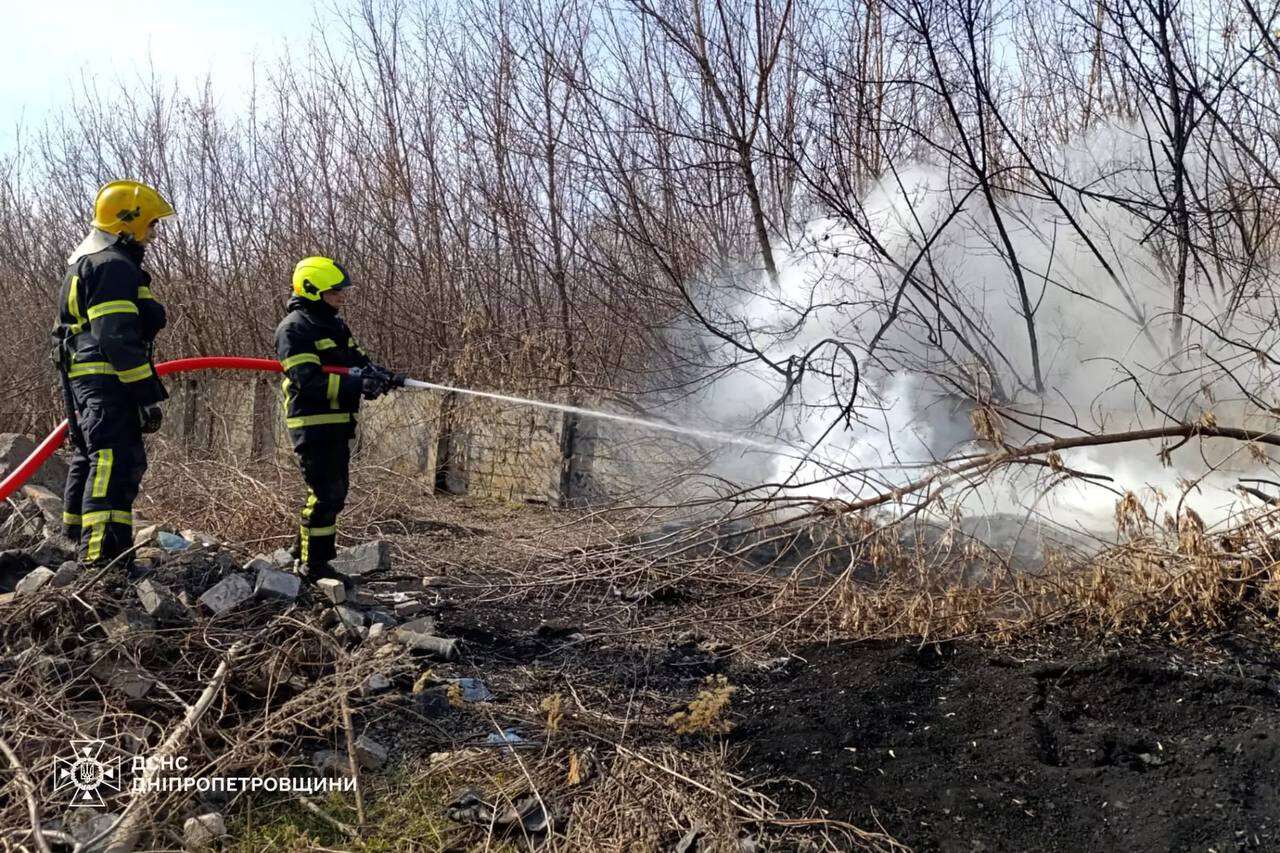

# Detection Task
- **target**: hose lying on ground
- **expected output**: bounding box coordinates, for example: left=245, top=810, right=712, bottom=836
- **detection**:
left=0, top=356, right=351, bottom=502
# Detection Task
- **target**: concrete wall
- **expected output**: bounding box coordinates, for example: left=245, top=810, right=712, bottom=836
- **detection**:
left=162, top=376, right=592, bottom=506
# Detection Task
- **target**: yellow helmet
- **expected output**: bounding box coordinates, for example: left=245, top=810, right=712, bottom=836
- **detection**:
left=91, top=180, right=176, bottom=241
left=292, top=256, right=352, bottom=301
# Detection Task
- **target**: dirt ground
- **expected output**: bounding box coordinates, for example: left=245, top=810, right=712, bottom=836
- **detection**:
left=731, top=638, right=1280, bottom=852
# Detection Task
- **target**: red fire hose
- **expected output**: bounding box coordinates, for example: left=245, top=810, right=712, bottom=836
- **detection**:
left=0, top=356, right=351, bottom=503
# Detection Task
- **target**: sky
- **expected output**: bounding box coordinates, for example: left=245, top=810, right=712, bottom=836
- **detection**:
left=0, top=0, right=324, bottom=145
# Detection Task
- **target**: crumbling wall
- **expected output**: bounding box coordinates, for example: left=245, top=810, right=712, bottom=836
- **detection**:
left=158, top=376, right=665, bottom=507
left=439, top=395, right=565, bottom=504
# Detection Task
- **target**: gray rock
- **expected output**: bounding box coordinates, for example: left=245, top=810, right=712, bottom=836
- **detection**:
left=0, top=549, right=35, bottom=591
left=355, top=735, right=388, bottom=770
left=133, top=524, right=160, bottom=546
left=330, top=540, right=391, bottom=578
left=312, top=749, right=351, bottom=777
left=198, top=574, right=254, bottom=615
left=29, top=536, right=75, bottom=568
left=183, top=812, right=225, bottom=851
left=0, top=433, right=68, bottom=493
left=214, top=552, right=236, bottom=572
left=19, top=484, right=64, bottom=529
left=51, top=561, right=78, bottom=589
left=421, top=575, right=447, bottom=588
left=360, top=672, right=391, bottom=695
left=398, top=616, right=438, bottom=635
left=254, top=567, right=301, bottom=601
left=268, top=548, right=295, bottom=568
left=68, top=811, right=119, bottom=845
left=394, top=630, right=458, bottom=660
left=366, top=622, right=387, bottom=643
left=315, top=577, right=346, bottom=604
left=136, top=579, right=188, bottom=622
left=334, top=605, right=365, bottom=630
left=14, top=566, right=55, bottom=596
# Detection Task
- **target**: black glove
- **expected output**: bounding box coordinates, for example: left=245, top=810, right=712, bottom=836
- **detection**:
left=140, top=404, right=163, bottom=434
left=352, top=367, right=391, bottom=400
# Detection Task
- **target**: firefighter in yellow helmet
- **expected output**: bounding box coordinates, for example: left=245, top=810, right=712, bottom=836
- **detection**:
left=275, top=257, right=404, bottom=585
left=52, top=181, right=174, bottom=569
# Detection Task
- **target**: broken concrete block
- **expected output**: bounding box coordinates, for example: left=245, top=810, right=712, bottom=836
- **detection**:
left=20, top=484, right=65, bottom=529
left=330, top=540, right=390, bottom=578
left=0, top=433, right=68, bottom=493
left=183, top=812, right=225, bottom=851
left=134, top=547, right=166, bottom=565
left=394, top=598, right=429, bottom=618
left=335, top=605, right=365, bottom=631
left=136, top=579, right=188, bottom=623
left=14, top=566, right=55, bottom=596
left=51, top=561, right=78, bottom=589
left=198, top=574, right=253, bottom=615
left=355, top=735, right=388, bottom=770
left=133, top=524, right=160, bottom=546
left=315, top=577, right=346, bottom=604
left=243, top=556, right=274, bottom=574
left=360, top=672, right=391, bottom=695
left=102, top=608, right=156, bottom=640
left=254, top=567, right=301, bottom=601
left=395, top=630, right=459, bottom=660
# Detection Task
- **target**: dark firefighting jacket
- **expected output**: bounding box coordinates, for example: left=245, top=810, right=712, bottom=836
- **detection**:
left=53, top=237, right=168, bottom=406
left=275, top=296, right=371, bottom=449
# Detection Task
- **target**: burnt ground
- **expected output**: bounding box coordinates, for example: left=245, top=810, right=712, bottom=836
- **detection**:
left=367, top=568, right=1280, bottom=851
left=343, top=499, right=1280, bottom=852
left=731, top=639, right=1280, bottom=852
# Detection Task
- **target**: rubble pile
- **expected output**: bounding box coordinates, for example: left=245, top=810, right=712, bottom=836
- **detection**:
left=0, top=434, right=468, bottom=851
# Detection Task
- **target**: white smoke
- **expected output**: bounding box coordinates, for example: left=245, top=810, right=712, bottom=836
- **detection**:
left=687, top=121, right=1280, bottom=530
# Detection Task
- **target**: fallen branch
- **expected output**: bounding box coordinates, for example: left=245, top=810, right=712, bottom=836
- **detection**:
left=0, top=734, right=52, bottom=853
left=96, top=640, right=248, bottom=853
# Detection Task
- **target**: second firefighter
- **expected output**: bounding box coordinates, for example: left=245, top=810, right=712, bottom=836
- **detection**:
left=275, top=256, right=403, bottom=584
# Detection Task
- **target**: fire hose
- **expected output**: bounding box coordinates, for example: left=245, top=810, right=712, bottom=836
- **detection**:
left=1, top=353, right=785, bottom=505
left=0, top=356, right=352, bottom=503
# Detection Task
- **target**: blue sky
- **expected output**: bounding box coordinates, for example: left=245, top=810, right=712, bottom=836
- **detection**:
left=2, top=0, right=324, bottom=143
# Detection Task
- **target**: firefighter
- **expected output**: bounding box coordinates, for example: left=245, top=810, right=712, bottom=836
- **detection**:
left=53, top=180, right=173, bottom=568
left=275, top=257, right=404, bottom=584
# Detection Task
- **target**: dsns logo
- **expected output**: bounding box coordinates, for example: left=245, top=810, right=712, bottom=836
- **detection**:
left=53, top=739, right=121, bottom=806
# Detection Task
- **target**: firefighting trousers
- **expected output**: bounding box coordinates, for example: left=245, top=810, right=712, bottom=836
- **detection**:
left=61, top=377, right=147, bottom=565
left=293, top=438, right=350, bottom=569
